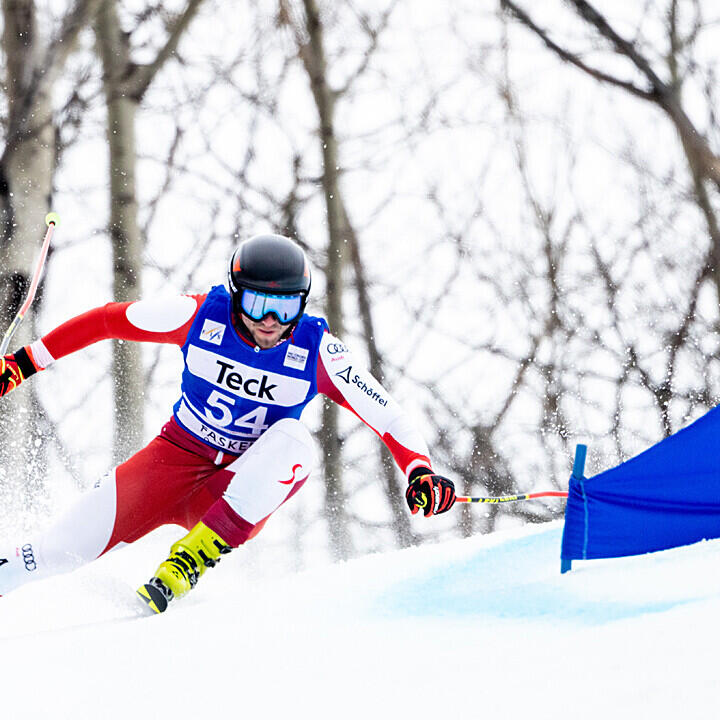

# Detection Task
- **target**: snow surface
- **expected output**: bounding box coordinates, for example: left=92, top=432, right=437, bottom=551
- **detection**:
left=1, top=521, right=719, bottom=720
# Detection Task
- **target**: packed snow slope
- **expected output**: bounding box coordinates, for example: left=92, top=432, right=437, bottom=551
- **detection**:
left=1, top=521, right=719, bottom=720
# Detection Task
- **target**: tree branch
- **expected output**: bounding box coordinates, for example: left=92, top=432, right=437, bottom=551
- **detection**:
left=335, top=0, right=398, bottom=98
left=501, top=0, right=720, bottom=211
left=126, top=0, right=206, bottom=101
left=43, top=0, right=104, bottom=77
left=567, top=0, right=669, bottom=94
left=499, top=0, right=654, bottom=100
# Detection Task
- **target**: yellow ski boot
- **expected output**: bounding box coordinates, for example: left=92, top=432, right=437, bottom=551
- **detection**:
left=137, top=522, right=232, bottom=614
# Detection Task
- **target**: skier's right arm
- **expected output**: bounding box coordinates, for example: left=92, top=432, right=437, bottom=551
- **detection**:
left=0, top=295, right=206, bottom=398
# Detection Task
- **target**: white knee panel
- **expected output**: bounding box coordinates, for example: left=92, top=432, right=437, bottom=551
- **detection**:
left=222, top=418, right=318, bottom=524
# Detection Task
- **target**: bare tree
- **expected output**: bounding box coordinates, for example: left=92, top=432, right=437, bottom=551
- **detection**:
left=468, top=0, right=720, bottom=481
left=94, top=0, right=205, bottom=463
left=0, top=0, right=102, bottom=508
left=500, top=0, right=720, bottom=301
left=275, top=0, right=430, bottom=557
left=21, top=0, right=717, bottom=566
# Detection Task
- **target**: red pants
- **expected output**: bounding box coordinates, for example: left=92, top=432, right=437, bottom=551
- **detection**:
left=0, top=418, right=315, bottom=596
left=104, top=419, right=265, bottom=552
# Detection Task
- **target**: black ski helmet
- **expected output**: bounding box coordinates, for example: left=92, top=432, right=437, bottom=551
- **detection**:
left=228, top=234, right=311, bottom=322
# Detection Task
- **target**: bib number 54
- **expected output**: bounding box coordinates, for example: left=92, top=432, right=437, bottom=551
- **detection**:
left=204, top=390, right=269, bottom=436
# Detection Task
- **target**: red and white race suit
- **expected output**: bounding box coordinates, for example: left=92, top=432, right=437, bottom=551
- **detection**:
left=0, top=294, right=433, bottom=594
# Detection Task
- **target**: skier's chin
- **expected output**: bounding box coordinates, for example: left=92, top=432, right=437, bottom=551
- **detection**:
left=254, top=333, right=280, bottom=349
left=239, top=314, right=285, bottom=348
left=250, top=325, right=285, bottom=348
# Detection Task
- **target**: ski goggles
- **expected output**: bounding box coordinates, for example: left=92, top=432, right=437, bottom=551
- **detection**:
left=239, top=288, right=305, bottom=324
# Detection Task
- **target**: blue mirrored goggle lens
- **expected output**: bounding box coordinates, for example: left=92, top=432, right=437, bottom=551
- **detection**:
left=240, top=289, right=303, bottom=323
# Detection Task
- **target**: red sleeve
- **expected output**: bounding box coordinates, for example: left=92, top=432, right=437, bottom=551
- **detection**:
left=41, top=294, right=206, bottom=361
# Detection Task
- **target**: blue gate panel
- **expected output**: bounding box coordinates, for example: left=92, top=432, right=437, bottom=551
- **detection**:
left=561, top=406, right=720, bottom=562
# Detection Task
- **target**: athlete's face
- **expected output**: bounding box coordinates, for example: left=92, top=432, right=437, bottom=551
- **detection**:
left=240, top=313, right=288, bottom=349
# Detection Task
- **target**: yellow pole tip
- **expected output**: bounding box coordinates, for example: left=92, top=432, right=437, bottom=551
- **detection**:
left=45, top=212, right=60, bottom=227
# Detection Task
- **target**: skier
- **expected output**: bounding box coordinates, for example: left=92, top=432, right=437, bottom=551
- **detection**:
left=0, top=234, right=455, bottom=612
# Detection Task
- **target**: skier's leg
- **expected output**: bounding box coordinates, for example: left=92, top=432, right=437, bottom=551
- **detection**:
left=206, top=417, right=318, bottom=541
left=0, top=433, right=216, bottom=596
left=0, top=469, right=118, bottom=595
left=138, top=418, right=317, bottom=612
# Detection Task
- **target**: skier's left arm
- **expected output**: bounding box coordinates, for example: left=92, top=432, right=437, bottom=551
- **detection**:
left=316, top=333, right=455, bottom=516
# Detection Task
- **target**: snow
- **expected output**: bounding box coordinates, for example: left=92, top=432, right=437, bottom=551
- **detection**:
left=2, top=521, right=719, bottom=719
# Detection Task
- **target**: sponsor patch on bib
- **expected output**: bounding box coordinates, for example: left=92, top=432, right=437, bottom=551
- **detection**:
left=284, top=344, right=309, bottom=371
left=200, top=319, right=226, bottom=345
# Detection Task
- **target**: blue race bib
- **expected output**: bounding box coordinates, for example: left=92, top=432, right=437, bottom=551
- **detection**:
left=173, top=285, right=328, bottom=454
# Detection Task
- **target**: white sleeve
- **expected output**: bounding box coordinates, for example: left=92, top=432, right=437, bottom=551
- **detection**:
left=317, top=333, right=432, bottom=478
left=125, top=296, right=199, bottom=332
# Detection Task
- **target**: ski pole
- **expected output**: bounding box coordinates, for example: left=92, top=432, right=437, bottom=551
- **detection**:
left=455, top=490, right=568, bottom=504
left=0, top=212, right=59, bottom=356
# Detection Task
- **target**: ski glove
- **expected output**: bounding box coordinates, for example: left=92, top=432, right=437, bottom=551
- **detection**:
left=0, top=348, right=40, bottom=398
left=405, top=469, right=456, bottom=516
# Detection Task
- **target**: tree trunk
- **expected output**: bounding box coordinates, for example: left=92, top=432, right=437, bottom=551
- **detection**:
left=96, top=1, right=145, bottom=464
left=298, top=0, right=355, bottom=559
left=0, top=0, right=55, bottom=509
left=95, top=0, right=206, bottom=464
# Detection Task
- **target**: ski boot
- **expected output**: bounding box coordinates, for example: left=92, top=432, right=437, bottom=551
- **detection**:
left=137, top=522, right=232, bottom=614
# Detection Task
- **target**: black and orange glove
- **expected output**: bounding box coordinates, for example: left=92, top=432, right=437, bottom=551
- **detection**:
left=0, top=347, right=40, bottom=398
left=405, top=468, right=456, bottom=516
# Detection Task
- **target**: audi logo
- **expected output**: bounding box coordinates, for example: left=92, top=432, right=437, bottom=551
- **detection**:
left=327, top=343, right=349, bottom=355
left=22, top=543, right=37, bottom=572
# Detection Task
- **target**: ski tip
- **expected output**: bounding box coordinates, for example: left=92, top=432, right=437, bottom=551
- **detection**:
left=137, top=583, right=169, bottom=614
